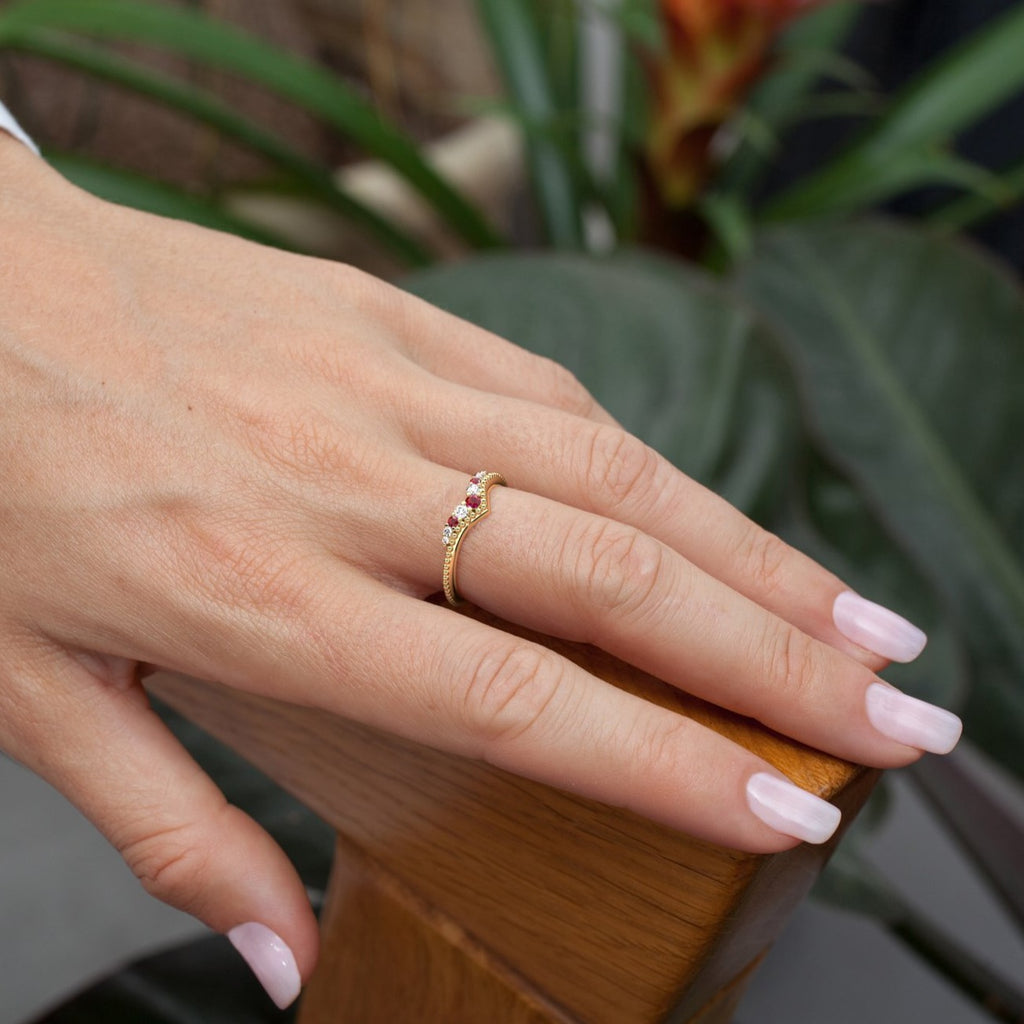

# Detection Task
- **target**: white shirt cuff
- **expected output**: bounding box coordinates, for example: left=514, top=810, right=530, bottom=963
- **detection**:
left=0, top=100, right=40, bottom=156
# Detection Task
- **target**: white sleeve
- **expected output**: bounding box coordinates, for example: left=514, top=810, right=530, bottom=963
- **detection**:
left=0, top=99, right=40, bottom=156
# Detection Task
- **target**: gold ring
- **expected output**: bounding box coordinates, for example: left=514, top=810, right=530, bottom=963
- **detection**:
left=442, top=471, right=506, bottom=606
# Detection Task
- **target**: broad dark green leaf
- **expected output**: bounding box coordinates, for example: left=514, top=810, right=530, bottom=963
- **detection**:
left=404, top=251, right=797, bottom=507
left=769, top=3, right=1024, bottom=219
left=775, top=453, right=967, bottom=709
left=737, top=221, right=1024, bottom=775
left=0, top=0, right=500, bottom=249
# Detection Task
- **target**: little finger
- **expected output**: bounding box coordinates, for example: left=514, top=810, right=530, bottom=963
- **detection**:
left=0, top=639, right=317, bottom=1011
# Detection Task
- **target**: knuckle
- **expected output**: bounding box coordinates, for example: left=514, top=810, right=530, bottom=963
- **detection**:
left=583, top=427, right=661, bottom=515
left=171, top=513, right=312, bottom=623
left=573, top=518, right=665, bottom=624
left=247, top=407, right=347, bottom=480
left=759, top=622, right=818, bottom=708
left=537, top=357, right=598, bottom=419
left=459, top=643, right=564, bottom=747
left=119, top=817, right=216, bottom=914
left=626, top=715, right=694, bottom=789
left=741, top=527, right=792, bottom=599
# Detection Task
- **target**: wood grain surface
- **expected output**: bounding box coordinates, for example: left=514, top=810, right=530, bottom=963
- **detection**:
left=149, top=603, right=876, bottom=1022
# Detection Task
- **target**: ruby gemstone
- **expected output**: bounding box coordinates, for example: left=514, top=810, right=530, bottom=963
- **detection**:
left=447, top=516, right=459, bottom=528
left=466, top=494, right=481, bottom=509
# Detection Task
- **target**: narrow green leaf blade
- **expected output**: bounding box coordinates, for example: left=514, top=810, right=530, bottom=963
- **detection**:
left=0, top=0, right=500, bottom=248
left=5, top=30, right=432, bottom=266
left=770, top=3, right=1024, bottom=218
left=817, top=847, right=1024, bottom=1022
left=769, top=149, right=1006, bottom=221
left=475, top=0, right=584, bottom=247
left=911, top=751, right=1024, bottom=930
left=931, top=158, right=1024, bottom=233
left=715, top=1, right=863, bottom=198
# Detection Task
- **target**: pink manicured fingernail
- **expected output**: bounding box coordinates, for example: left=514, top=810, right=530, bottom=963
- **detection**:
left=228, top=922, right=301, bottom=1010
left=746, top=772, right=842, bottom=844
left=833, top=590, right=927, bottom=662
left=865, top=683, right=962, bottom=754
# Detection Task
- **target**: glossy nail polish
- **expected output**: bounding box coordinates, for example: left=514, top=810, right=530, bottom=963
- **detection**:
left=833, top=590, right=927, bottom=663
left=865, top=683, right=962, bottom=754
left=746, top=772, right=842, bottom=844
left=228, top=922, right=301, bottom=1010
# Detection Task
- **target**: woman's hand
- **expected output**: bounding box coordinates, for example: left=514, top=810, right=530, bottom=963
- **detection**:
left=0, top=135, right=960, bottom=1008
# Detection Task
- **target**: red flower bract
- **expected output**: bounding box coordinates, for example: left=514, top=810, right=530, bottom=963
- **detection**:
left=646, top=0, right=830, bottom=208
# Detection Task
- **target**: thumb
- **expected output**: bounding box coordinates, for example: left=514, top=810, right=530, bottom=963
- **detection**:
left=0, top=643, right=318, bottom=1010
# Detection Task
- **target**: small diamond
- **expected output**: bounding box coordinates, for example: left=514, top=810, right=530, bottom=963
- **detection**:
left=476, top=470, right=488, bottom=479
left=454, top=504, right=470, bottom=520
left=467, top=483, right=481, bottom=497
left=466, top=494, right=481, bottom=509
left=442, top=525, right=453, bottom=544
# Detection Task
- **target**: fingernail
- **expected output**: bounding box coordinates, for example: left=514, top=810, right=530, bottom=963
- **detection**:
left=865, top=682, right=962, bottom=754
left=228, top=922, right=301, bottom=1010
left=833, top=590, right=927, bottom=663
left=746, top=772, right=841, bottom=844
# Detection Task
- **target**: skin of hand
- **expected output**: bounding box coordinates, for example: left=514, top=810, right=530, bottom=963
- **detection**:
left=0, top=134, right=960, bottom=1008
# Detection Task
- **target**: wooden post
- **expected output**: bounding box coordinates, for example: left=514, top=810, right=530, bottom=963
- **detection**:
left=149, top=605, right=875, bottom=1023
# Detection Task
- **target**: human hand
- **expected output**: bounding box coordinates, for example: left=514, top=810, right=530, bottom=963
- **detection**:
left=0, top=135, right=960, bottom=1009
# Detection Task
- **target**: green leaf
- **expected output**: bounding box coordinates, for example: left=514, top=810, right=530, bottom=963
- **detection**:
left=930, top=158, right=1024, bottom=233
left=775, top=452, right=968, bottom=709
left=736, top=221, right=1024, bottom=775
left=0, top=0, right=500, bottom=249
left=404, top=251, right=796, bottom=508
left=814, top=781, right=898, bottom=920
left=961, top=654, right=1024, bottom=785
left=7, top=31, right=432, bottom=266
left=769, top=3, right=1024, bottom=219
left=475, top=0, right=584, bottom=248
left=614, top=0, right=663, bottom=51
left=49, top=154, right=302, bottom=250
left=769, top=148, right=1007, bottom=221
left=715, top=1, right=863, bottom=198
left=699, top=192, right=755, bottom=267
left=816, top=842, right=1024, bottom=1021
left=528, top=0, right=578, bottom=114
left=911, top=751, right=1024, bottom=931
